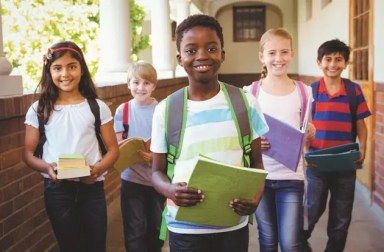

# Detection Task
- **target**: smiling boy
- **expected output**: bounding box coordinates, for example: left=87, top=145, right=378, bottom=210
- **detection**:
left=150, top=14, right=269, bottom=251
left=302, top=39, right=371, bottom=252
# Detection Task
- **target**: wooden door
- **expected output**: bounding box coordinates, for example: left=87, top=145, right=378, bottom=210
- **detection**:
left=349, top=0, right=374, bottom=189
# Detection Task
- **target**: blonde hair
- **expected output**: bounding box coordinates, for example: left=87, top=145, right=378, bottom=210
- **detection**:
left=259, top=28, right=293, bottom=79
left=127, top=62, right=157, bottom=85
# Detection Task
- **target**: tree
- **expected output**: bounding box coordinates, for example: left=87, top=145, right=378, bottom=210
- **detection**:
left=130, top=0, right=150, bottom=62
left=2, top=0, right=150, bottom=91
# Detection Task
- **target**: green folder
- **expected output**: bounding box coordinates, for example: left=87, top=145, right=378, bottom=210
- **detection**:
left=175, top=155, right=268, bottom=227
left=305, top=143, right=362, bottom=172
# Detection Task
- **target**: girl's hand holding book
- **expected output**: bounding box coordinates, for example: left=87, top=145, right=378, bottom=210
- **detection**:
left=260, top=136, right=270, bottom=150
left=46, top=162, right=58, bottom=180
left=80, top=165, right=99, bottom=184
left=306, top=122, right=316, bottom=142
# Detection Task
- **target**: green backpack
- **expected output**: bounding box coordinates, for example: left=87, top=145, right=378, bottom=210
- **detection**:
left=159, top=82, right=254, bottom=240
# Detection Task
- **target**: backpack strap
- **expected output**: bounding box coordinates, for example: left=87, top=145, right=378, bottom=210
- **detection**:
left=87, top=98, right=108, bottom=156
left=251, top=80, right=260, bottom=97
left=343, top=78, right=358, bottom=141
left=160, top=87, right=187, bottom=241
left=222, top=83, right=253, bottom=167
left=33, top=112, right=46, bottom=158
left=165, top=87, right=187, bottom=180
left=122, top=101, right=130, bottom=140
left=295, top=80, right=308, bottom=127
left=311, top=80, right=320, bottom=116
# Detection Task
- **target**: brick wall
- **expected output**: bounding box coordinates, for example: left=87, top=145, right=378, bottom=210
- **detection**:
left=374, top=82, right=384, bottom=209
left=0, top=77, right=187, bottom=252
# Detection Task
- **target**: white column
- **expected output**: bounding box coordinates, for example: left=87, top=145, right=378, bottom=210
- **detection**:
left=0, top=0, right=22, bottom=97
left=151, top=0, right=173, bottom=79
left=96, top=0, right=131, bottom=85
left=174, top=0, right=191, bottom=77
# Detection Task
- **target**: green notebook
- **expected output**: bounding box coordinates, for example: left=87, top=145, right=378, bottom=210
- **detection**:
left=175, top=155, right=268, bottom=227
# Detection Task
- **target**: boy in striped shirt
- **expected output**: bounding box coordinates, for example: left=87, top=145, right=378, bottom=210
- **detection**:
left=302, top=39, right=371, bottom=252
left=150, top=14, right=269, bottom=251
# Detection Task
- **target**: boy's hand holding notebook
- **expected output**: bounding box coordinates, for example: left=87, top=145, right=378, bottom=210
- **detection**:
left=115, top=137, right=151, bottom=172
left=57, top=154, right=90, bottom=179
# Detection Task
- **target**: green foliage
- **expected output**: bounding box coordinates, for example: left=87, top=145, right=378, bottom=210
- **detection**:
left=2, top=0, right=149, bottom=91
left=130, top=0, right=150, bottom=62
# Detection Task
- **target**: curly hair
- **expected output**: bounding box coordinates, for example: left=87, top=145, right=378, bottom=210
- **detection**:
left=36, top=41, right=98, bottom=123
left=175, top=14, right=224, bottom=52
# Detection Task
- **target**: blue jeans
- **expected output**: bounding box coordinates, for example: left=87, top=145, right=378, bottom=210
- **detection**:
left=169, top=225, right=249, bottom=252
left=255, top=179, right=304, bottom=252
left=44, top=179, right=107, bottom=252
left=121, top=180, right=165, bottom=252
left=303, top=170, right=356, bottom=252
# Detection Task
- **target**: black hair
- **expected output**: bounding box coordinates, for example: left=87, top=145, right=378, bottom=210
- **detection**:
left=36, top=41, right=98, bottom=123
left=175, top=14, right=224, bottom=52
left=317, top=39, right=350, bottom=62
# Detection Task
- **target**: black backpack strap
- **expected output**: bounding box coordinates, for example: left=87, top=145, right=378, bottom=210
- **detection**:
left=33, top=112, right=46, bottom=158
left=87, top=98, right=108, bottom=156
left=343, top=78, right=358, bottom=141
left=311, top=80, right=320, bottom=117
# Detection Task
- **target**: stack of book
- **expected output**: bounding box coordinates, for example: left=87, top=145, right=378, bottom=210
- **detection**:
left=57, top=154, right=90, bottom=179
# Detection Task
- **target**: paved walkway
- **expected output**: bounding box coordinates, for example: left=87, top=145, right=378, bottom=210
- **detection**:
left=106, top=182, right=384, bottom=252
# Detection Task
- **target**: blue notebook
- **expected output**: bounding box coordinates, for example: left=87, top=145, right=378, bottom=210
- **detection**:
left=305, top=143, right=362, bottom=172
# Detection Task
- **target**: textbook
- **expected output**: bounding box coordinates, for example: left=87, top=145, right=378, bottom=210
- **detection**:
left=114, top=137, right=151, bottom=173
left=305, top=143, right=362, bottom=172
left=262, top=97, right=311, bottom=171
left=175, top=155, right=268, bottom=227
left=57, top=154, right=90, bottom=179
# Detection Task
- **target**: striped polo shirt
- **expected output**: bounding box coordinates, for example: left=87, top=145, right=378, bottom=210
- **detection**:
left=310, top=78, right=371, bottom=150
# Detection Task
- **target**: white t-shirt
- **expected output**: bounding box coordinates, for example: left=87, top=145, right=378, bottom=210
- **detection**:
left=25, top=99, right=113, bottom=180
left=244, top=82, right=313, bottom=180
left=151, top=85, right=269, bottom=234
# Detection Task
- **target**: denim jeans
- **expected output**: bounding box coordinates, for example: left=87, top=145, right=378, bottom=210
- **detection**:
left=169, top=225, right=249, bottom=252
left=44, top=179, right=107, bottom=252
left=121, top=180, right=166, bottom=252
left=255, top=179, right=304, bottom=252
left=303, top=170, right=356, bottom=252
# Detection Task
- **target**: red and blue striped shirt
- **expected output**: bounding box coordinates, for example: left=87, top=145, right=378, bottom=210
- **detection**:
left=310, top=78, right=371, bottom=150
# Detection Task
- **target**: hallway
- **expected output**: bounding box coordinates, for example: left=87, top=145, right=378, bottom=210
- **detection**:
left=106, top=182, right=384, bottom=252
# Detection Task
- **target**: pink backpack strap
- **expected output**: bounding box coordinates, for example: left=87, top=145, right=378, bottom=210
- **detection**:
left=251, top=80, right=260, bottom=97
left=295, top=80, right=308, bottom=126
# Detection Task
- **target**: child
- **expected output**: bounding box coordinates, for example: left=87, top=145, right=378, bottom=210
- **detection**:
left=113, top=62, right=165, bottom=252
left=23, top=41, right=119, bottom=252
left=243, top=28, right=315, bottom=251
left=150, top=14, right=269, bottom=252
left=302, top=39, right=371, bottom=252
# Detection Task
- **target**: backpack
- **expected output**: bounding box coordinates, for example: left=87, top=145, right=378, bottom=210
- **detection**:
left=159, top=82, right=254, bottom=240
left=122, top=101, right=130, bottom=139
left=165, top=82, right=253, bottom=180
left=311, top=78, right=358, bottom=141
left=251, top=80, right=308, bottom=128
left=33, top=98, right=107, bottom=158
